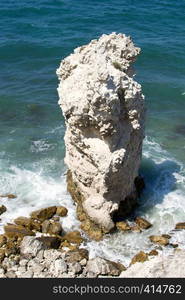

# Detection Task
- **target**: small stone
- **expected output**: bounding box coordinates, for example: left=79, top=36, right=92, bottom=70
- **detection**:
left=36, top=236, right=61, bottom=249
left=130, top=225, right=142, bottom=233
left=130, top=251, right=148, bottom=265
left=149, top=235, right=169, bottom=246
left=0, top=235, right=7, bottom=247
left=116, top=221, right=131, bottom=231
left=169, top=243, right=178, bottom=248
left=6, top=271, right=17, bottom=278
left=79, top=258, right=87, bottom=266
left=135, top=217, right=152, bottom=230
left=4, top=224, right=35, bottom=238
left=0, top=194, right=17, bottom=199
left=68, top=262, right=82, bottom=274
left=54, top=259, right=67, bottom=274
left=148, top=249, right=158, bottom=256
left=175, top=222, right=185, bottom=230
left=61, top=231, right=84, bottom=245
left=30, top=206, right=57, bottom=221
left=56, top=206, right=68, bottom=217
left=0, top=205, right=7, bottom=215
left=86, top=257, right=126, bottom=276
left=65, top=248, right=89, bottom=263
left=48, top=222, right=63, bottom=236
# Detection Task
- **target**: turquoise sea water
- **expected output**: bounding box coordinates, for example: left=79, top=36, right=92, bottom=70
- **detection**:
left=0, top=0, right=185, bottom=264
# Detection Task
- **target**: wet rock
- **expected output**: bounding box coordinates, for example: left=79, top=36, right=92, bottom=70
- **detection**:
left=36, top=236, right=61, bottom=249
left=130, top=225, right=142, bottom=233
left=169, top=243, right=178, bottom=248
left=80, top=219, right=103, bottom=241
left=30, top=206, right=57, bottom=221
left=86, top=257, right=126, bottom=276
left=116, top=221, right=131, bottom=231
left=149, top=235, right=169, bottom=246
left=0, top=205, right=7, bottom=215
left=42, top=220, right=62, bottom=235
left=0, top=235, right=7, bottom=247
left=14, top=217, right=42, bottom=232
left=60, top=240, right=78, bottom=252
left=130, top=251, right=148, bottom=265
left=4, top=224, right=35, bottom=238
left=0, top=194, right=17, bottom=199
left=20, top=236, right=45, bottom=258
left=61, top=231, right=84, bottom=245
left=134, top=176, right=145, bottom=196
left=175, top=222, right=185, bottom=230
left=56, top=206, right=68, bottom=217
left=135, top=217, right=152, bottom=230
left=148, top=249, right=158, bottom=256
left=0, top=249, right=5, bottom=262
left=65, top=248, right=89, bottom=263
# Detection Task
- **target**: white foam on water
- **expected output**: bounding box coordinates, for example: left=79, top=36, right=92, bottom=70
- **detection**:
left=0, top=162, right=80, bottom=234
left=0, top=135, right=185, bottom=267
left=84, top=136, right=185, bottom=266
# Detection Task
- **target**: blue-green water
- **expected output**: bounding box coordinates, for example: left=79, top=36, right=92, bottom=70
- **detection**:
left=0, top=0, right=185, bottom=264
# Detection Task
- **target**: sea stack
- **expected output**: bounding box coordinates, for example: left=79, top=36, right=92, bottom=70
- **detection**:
left=57, top=33, right=145, bottom=237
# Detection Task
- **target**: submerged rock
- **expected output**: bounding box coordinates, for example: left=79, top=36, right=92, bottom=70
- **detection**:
left=0, top=194, right=17, bottom=199
left=57, top=33, right=145, bottom=235
left=149, top=235, right=170, bottom=246
left=0, top=205, right=7, bottom=215
left=135, top=217, right=152, bottom=230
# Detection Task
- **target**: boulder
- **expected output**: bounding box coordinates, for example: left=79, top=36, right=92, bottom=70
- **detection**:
left=149, top=235, right=169, bottom=246
left=86, top=257, right=126, bottom=276
left=0, top=205, right=7, bottom=215
left=65, top=248, right=89, bottom=263
left=116, top=221, right=131, bottom=231
left=130, top=251, right=148, bottom=265
left=57, top=33, right=145, bottom=234
left=36, top=236, right=61, bottom=249
left=4, top=224, right=35, bottom=238
left=61, top=231, right=84, bottom=245
left=56, top=206, right=68, bottom=217
left=30, top=206, right=57, bottom=221
left=135, top=217, right=152, bottom=230
left=42, top=220, right=62, bottom=235
left=20, top=236, right=45, bottom=258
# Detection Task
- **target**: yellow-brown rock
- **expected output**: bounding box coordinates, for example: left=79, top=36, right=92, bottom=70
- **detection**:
left=175, top=222, right=185, bottom=230
left=0, top=235, right=7, bottom=247
left=116, top=221, right=131, bottom=231
left=135, top=217, right=152, bottom=230
left=4, top=224, right=35, bottom=239
left=30, top=206, right=57, bottom=221
left=149, top=235, right=169, bottom=246
left=130, top=251, right=148, bottom=265
left=61, top=231, right=84, bottom=245
left=56, top=206, right=68, bottom=217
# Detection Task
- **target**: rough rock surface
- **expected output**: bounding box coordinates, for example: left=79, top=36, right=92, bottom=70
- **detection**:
left=57, top=33, right=145, bottom=233
left=120, top=249, right=185, bottom=278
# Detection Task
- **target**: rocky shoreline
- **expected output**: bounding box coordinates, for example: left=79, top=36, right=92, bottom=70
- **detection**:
left=1, top=200, right=185, bottom=278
